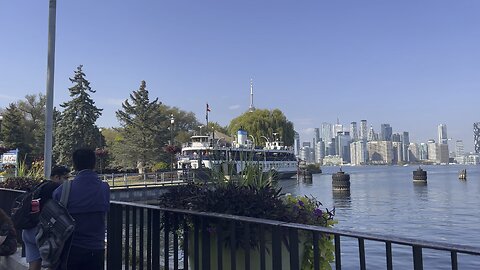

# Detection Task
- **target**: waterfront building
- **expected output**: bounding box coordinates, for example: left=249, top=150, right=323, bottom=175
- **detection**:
left=401, top=132, right=410, bottom=163
left=438, top=144, right=449, bottom=164
left=294, top=131, right=300, bottom=156
left=392, top=141, right=403, bottom=164
left=408, top=143, right=419, bottom=162
left=360, top=120, right=368, bottom=141
left=380, top=124, right=392, bottom=141
left=299, top=146, right=314, bottom=164
left=367, top=141, right=393, bottom=165
left=465, top=153, right=480, bottom=165
left=438, top=124, right=448, bottom=145
left=350, top=122, right=358, bottom=141
left=336, top=131, right=351, bottom=163
left=455, top=140, right=465, bottom=158
left=315, top=140, right=325, bottom=164
left=321, top=122, right=333, bottom=143
left=419, top=143, right=428, bottom=160
left=323, top=155, right=343, bottom=166
left=350, top=140, right=367, bottom=165
left=427, top=139, right=437, bottom=163
left=474, top=122, right=480, bottom=153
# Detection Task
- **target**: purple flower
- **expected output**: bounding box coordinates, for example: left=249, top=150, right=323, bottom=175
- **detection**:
left=298, top=200, right=305, bottom=207
left=313, top=208, right=323, bottom=217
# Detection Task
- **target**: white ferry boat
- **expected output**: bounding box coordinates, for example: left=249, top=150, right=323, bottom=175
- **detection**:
left=177, top=130, right=298, bottom=179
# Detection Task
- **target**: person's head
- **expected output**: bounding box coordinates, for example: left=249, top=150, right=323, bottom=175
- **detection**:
left=72, top=148, right=96, bottom=171
left=50, top=165, right=70, bottom=183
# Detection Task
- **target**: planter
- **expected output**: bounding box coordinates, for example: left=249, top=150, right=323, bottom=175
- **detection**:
left=188, top=230, right=307, bottom=270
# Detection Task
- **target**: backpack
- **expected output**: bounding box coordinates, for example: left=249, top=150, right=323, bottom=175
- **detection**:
left=10, top=181, right=49, bottom=230
left=35, top=181, right=75, bottom=269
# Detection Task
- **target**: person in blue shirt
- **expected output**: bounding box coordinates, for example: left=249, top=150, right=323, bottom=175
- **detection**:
left=53, top=148, right=110, bottom=270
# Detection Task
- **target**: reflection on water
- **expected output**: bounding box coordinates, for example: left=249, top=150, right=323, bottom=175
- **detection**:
left=413, top=181, right=428, bottom=201
left=332, top=190, right=351, bottom=209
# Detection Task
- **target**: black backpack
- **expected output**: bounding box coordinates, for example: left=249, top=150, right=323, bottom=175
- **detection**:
left=10, top=181, right=49, bottom=230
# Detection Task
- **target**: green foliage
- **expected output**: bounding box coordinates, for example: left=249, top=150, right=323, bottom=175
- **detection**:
left=17, top=94, right=46, bottom=160
left=207, top=122, right=228, bottom=135
left=151, top=162, right=169, bottom=172
left=53, top=65, right=103, bottom=166
left=1, top=104, right=29, bottom=158
left=115, top=80, right=167, bottom=172
left=227, top=109, right=295, bottom=146
left=0, top=177, right=40, bottom=191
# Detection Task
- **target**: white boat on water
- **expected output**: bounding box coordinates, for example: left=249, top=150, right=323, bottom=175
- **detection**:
left=177, top=129, right=298, bottom=179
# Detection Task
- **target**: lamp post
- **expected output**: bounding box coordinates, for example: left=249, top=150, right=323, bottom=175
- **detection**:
left=170, top=114, right=175, bottom=171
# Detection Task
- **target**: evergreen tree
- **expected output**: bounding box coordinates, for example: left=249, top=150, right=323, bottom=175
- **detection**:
left=115, top=80, right=167, bottom=172
left=0, top=103, right=30, bottom=156
left=53, top=65, right=103, bottom=166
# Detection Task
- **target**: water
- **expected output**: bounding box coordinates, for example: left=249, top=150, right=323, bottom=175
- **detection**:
left=276, top=165, right=480, bottom=269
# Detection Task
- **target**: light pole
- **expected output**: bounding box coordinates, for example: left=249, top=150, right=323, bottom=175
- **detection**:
left=170, top=114, right=175, bottom=171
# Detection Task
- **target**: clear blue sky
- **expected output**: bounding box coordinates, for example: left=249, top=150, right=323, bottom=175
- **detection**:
left=1, top=1, right=479, bottom=151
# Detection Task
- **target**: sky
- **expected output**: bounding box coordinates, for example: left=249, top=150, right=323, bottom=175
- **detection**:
left=1, top=1, right=480, bottom=151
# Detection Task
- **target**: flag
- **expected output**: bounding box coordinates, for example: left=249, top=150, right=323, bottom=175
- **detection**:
left=206, top=103, right=211, bottom=112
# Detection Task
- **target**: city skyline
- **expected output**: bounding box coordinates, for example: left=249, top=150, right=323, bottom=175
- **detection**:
left=1, top=1, right=479, bottom=151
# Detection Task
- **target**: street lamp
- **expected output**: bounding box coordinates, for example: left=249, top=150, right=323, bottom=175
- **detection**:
left=170, top=114, right=175, bottom=171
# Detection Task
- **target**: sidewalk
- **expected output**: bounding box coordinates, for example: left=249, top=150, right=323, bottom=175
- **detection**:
left=0, top=250, right=28, bottom=270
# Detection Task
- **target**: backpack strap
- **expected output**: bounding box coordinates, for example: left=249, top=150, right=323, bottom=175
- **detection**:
left=60, top=181, right=72, bottom=207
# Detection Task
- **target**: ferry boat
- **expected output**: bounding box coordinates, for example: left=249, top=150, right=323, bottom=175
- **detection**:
left=177, top=129, right=298, bottom=179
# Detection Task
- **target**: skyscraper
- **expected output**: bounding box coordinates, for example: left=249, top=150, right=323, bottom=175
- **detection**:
left=314, top=128, right=320, bottom=145
left=367, top=126, right=377, bottom=141
left=438, top=124, right=448, bottom=145
left=380, top=124, right=392, bottom=141
left=320, top=122, right=333, bottom=143
left=474, top=123, right=480, bottom=153
left=401, top=132, right=410, bottom=162
left=360, top=120, right=368, bottom=141
left=294, top=131, right=300, bottom=156
left=455, top=140, right=465, bottom=157
left=350, top=122, right=358, bottom=141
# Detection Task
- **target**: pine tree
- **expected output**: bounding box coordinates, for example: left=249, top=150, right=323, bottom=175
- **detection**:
left=53, top=65, right=103, bottom=166
left=0, top=103, right=30, bottom=156
left=18, top=94, right=46, bottom=160
left=115, top=80, right=168, bottom=172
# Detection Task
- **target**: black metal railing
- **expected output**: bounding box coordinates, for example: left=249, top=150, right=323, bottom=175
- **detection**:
left=2, top=188, right=480, bottom=269
left=107, top=201, right=480, bottom=270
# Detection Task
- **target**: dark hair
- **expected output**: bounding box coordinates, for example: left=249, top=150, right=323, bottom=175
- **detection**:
left=51, top=165, right=70, bottom=177
left=72, top=148, right=96, bottom=171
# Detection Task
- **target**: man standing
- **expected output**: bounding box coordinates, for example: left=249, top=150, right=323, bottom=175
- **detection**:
left=22, top=165, right=70, bottom=270
left=53, top=148, right=110, bottom=270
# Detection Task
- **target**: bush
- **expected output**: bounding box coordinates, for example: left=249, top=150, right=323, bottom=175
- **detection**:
left=0, top=177, right=41, bottom=191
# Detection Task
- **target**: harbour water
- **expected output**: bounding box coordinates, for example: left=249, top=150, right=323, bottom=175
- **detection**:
left=277, top=165, right=480, bottom=269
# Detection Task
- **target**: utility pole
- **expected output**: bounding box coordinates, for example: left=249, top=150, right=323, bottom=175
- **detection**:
left=44, top=0, right=57, bottom=179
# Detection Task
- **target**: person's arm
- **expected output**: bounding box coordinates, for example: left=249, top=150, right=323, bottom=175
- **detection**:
left=52, top=184, right=63, bottom=201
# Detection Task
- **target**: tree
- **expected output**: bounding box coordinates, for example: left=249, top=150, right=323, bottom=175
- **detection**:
left=53, top=65, right=103, bottom=166
left=158, top=105, right=201, bottom=145
left=17, top=93, right=46, bottom=160
left=227, top=109, right=295, bottom=146
left=0, top=104, right=29, bottom=155
left=207, top=122, right=229, bottom=135
left=115, top=81, right=168, bottom=173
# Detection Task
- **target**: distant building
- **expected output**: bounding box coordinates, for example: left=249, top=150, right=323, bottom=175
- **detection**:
left=392, top=133, right=402, bottom=142
left=474, top=123, right=480, bottom=153
left=323, top=155, right=343, bottom=166
left=336, top=131, right=351, bottom=163
left=455, top=140, right=465, bottom=157
left=314, top=128, right=320, bottom=145
left=427, top=140, right=437, bottom=163
left=408, top=143, right=419, bottom=162
left=299, top=146, right=315, bottom=164
left=465, top=153, right=480, bottom=165
left=367, top=141, right=393, bottom=165
left=294, top=131, right=300, bottom=156
left=438, top=124, right=448, bottom=145
left=302, top=142, right=311, bottom=148
left=315, top=140, right=325, bottom=164
left=350, top=122, right=358, bottom=141
left=321, top=122, right=333, bottom=143
left=326, top=140, right=335, bottom=156
left=360, top=120, right=368, bottom=141
left=419, top=143, right=428, bottom=160
left=380, top=124, right=393, bottom=141
left=401, top=132, right=410, bottom=162
left=367, top=126, right=378, bottom=141
left=334, top=121, right=343, bottom=136
left=392, top=141, right=403, bottom=164
left=350, top=140, right=367, bottom=165
left=438, top=144, right=449, bottom=164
